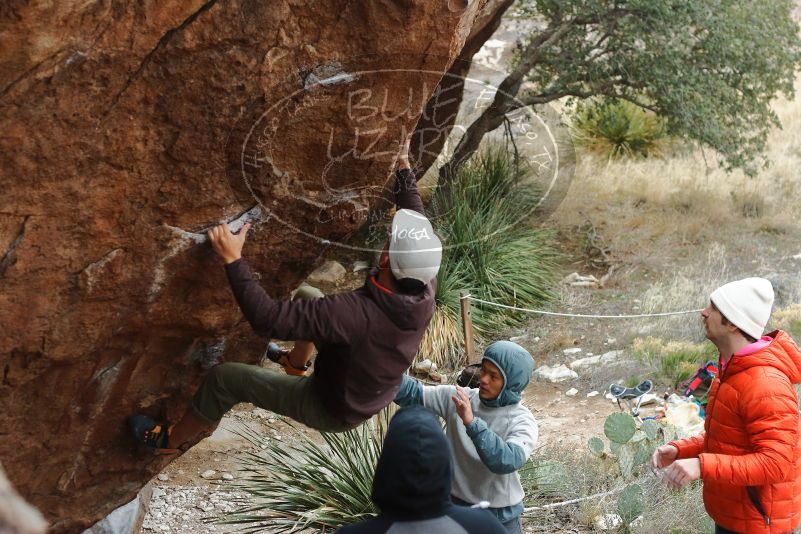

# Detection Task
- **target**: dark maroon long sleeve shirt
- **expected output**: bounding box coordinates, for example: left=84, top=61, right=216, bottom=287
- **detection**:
left=224, top=169, right=436, bottom=424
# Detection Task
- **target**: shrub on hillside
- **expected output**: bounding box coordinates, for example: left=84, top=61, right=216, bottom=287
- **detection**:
left=631, top=337, right=717, bottom=388
left=570, top=99, right=668, bottom=160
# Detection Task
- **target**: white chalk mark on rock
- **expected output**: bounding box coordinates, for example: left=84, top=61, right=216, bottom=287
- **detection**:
left=150, top=206, right=267, bottom=302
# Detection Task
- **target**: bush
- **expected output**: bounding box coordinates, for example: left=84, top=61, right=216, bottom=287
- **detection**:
left=631, top=337, right=717, bottom=388
left=519, top=416, right=711, bottom=533
left=570, top=99, right=667, bottom=160
left=420, top=146, right=558, bottom=368
left=216, top=415, right=390, bottom=533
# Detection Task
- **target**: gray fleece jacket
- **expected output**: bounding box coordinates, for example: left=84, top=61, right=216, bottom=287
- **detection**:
left=395, top=341, right=538, bottom=523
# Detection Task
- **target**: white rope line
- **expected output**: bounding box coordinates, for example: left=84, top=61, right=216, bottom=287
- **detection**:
left=463, top=295, right=702, bottom=319
left=522, top=486, right=624, bottom=513
left=521, top=469, right=664, bottom=515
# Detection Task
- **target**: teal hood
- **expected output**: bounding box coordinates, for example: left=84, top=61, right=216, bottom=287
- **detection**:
left=480, top=341, right=535, bottom=407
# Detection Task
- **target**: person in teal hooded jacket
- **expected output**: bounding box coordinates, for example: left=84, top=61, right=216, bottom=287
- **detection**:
left=395, top=341, right=538, bottom=534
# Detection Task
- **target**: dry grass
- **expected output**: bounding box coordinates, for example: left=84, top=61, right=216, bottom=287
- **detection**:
left=522, top=445, right=710, bottom=533
left=772, top=304, right=801, bottom=339
left=418, top=306, right=464, bottom=369
left=550, top=77, right=801, bottom=345
left=634, top=242, right=733, bottom=341
left=555, top=77, right=801, bottom=269
left=538, top=331, right=580, bottom=355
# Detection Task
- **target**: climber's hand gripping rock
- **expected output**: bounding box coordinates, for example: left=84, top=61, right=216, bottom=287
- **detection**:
left=208, top=223, right=251, bottom=264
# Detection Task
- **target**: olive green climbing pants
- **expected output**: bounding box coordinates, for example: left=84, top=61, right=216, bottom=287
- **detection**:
left=190, top=283, right=355, bottom=432
left=190, top=362, right=356, bottom=432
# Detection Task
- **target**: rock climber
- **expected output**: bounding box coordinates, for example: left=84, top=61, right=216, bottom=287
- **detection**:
left=128, top=137, right=442, bottom=453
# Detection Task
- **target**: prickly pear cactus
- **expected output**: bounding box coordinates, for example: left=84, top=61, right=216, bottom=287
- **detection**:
left=617, top=483, right=644, bottom=524
left=630, top=429, right=647, bottom=443
left=618, top=443, right=635, bottom=478
left=591, top=413, right=678, bottom=482
left=531, top=459, right=571, bottom=494
left=642, top=419, right=659, bottom=441
left=604, top=412, right=636, bottom=444
left=633, top=439, right=652, bottom=465
left=588, top=437, right=604, bottom=456
left=662, top=423, right=680, bottom=442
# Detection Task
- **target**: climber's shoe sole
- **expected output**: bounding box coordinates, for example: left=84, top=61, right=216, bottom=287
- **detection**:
left=127, top=414, right=180, bottom=455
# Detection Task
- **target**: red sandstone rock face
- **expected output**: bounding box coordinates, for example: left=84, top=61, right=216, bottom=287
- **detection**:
left=0, top=1, right=491, bottom=531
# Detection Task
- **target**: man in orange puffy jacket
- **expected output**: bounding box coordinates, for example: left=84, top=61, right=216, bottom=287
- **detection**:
left=651, top=278, right=801, bottom=534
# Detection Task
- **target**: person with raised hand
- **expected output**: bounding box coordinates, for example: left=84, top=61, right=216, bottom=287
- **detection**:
left=127, top=137, right=443, bottom=453
left=395, top=341, right=538, bottom=534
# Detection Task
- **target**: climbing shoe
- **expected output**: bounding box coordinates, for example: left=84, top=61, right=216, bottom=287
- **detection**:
left=127, top=414, right=179, bottom=455
left=264, top=342, right=311, bottom=377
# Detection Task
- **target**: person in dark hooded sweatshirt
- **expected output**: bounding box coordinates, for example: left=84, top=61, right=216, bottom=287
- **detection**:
left=339, top=406, right=506, bottom=534
left=128, top=139, right=443, bottom=453
left=395, top=341, right=538, bottom=534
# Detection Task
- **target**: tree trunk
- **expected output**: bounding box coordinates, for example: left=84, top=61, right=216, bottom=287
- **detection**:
left=412, top=0, right=515, bottom=176
left=438, top=22, right=573, bottom=185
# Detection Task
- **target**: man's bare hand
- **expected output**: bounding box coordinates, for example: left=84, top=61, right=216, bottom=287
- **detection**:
left=663, top=458, right=701, bottom=490
left=208, top=223, right=251, bottom=264
left=651, top=444, right=679, bottom=469
left=451, top=386, right=474, bottom=426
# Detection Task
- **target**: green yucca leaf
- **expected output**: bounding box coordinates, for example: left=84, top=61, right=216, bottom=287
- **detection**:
left=420, top=145, right=558, bottom=368
left=215, top=418, right=385, bottom=532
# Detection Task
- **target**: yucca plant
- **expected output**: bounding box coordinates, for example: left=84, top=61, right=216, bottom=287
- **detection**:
left=570, top=98, right=667, bottom=159
left=214, top=411, right=394, bottom=533
left=420, top=146, right=558, bottom=368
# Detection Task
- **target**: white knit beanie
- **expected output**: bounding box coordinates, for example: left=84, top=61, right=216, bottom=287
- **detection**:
left=710, top=277, right=774, bottom=340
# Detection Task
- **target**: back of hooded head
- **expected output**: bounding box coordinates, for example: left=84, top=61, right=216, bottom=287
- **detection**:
left=371, top=406, right=452, bottom=519
left=481, top=341, right=536, bottom=407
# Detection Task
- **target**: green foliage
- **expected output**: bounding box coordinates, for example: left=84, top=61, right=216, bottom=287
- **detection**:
left=617, top=443, right=635, bottom=478
left=633, top=440, right=652, bottom=466
left=632, top=337, right=718, bottom=389
left=525, top=443, right=708, bottom=532
left=604, top=412, right=636, bottom=444
left=216, top=418, right=387, bottom=533
left=617, top=484, right=644, bottom=524
left=514, top=0, right=801, bottom=174
left=590, top=412, right=680, bottom=482
left=422, top=146, right=558, bottom=367
left=642, top=419, right=659, bottom=441
left=570, top=98, right=667, bottom=159
left=588, top=436, right=604, bottom=456
left=520, top=458, right=573, bottom=498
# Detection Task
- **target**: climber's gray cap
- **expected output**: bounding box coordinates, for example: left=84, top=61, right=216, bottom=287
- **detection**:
left=388, top=209, right=442, bottom=284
